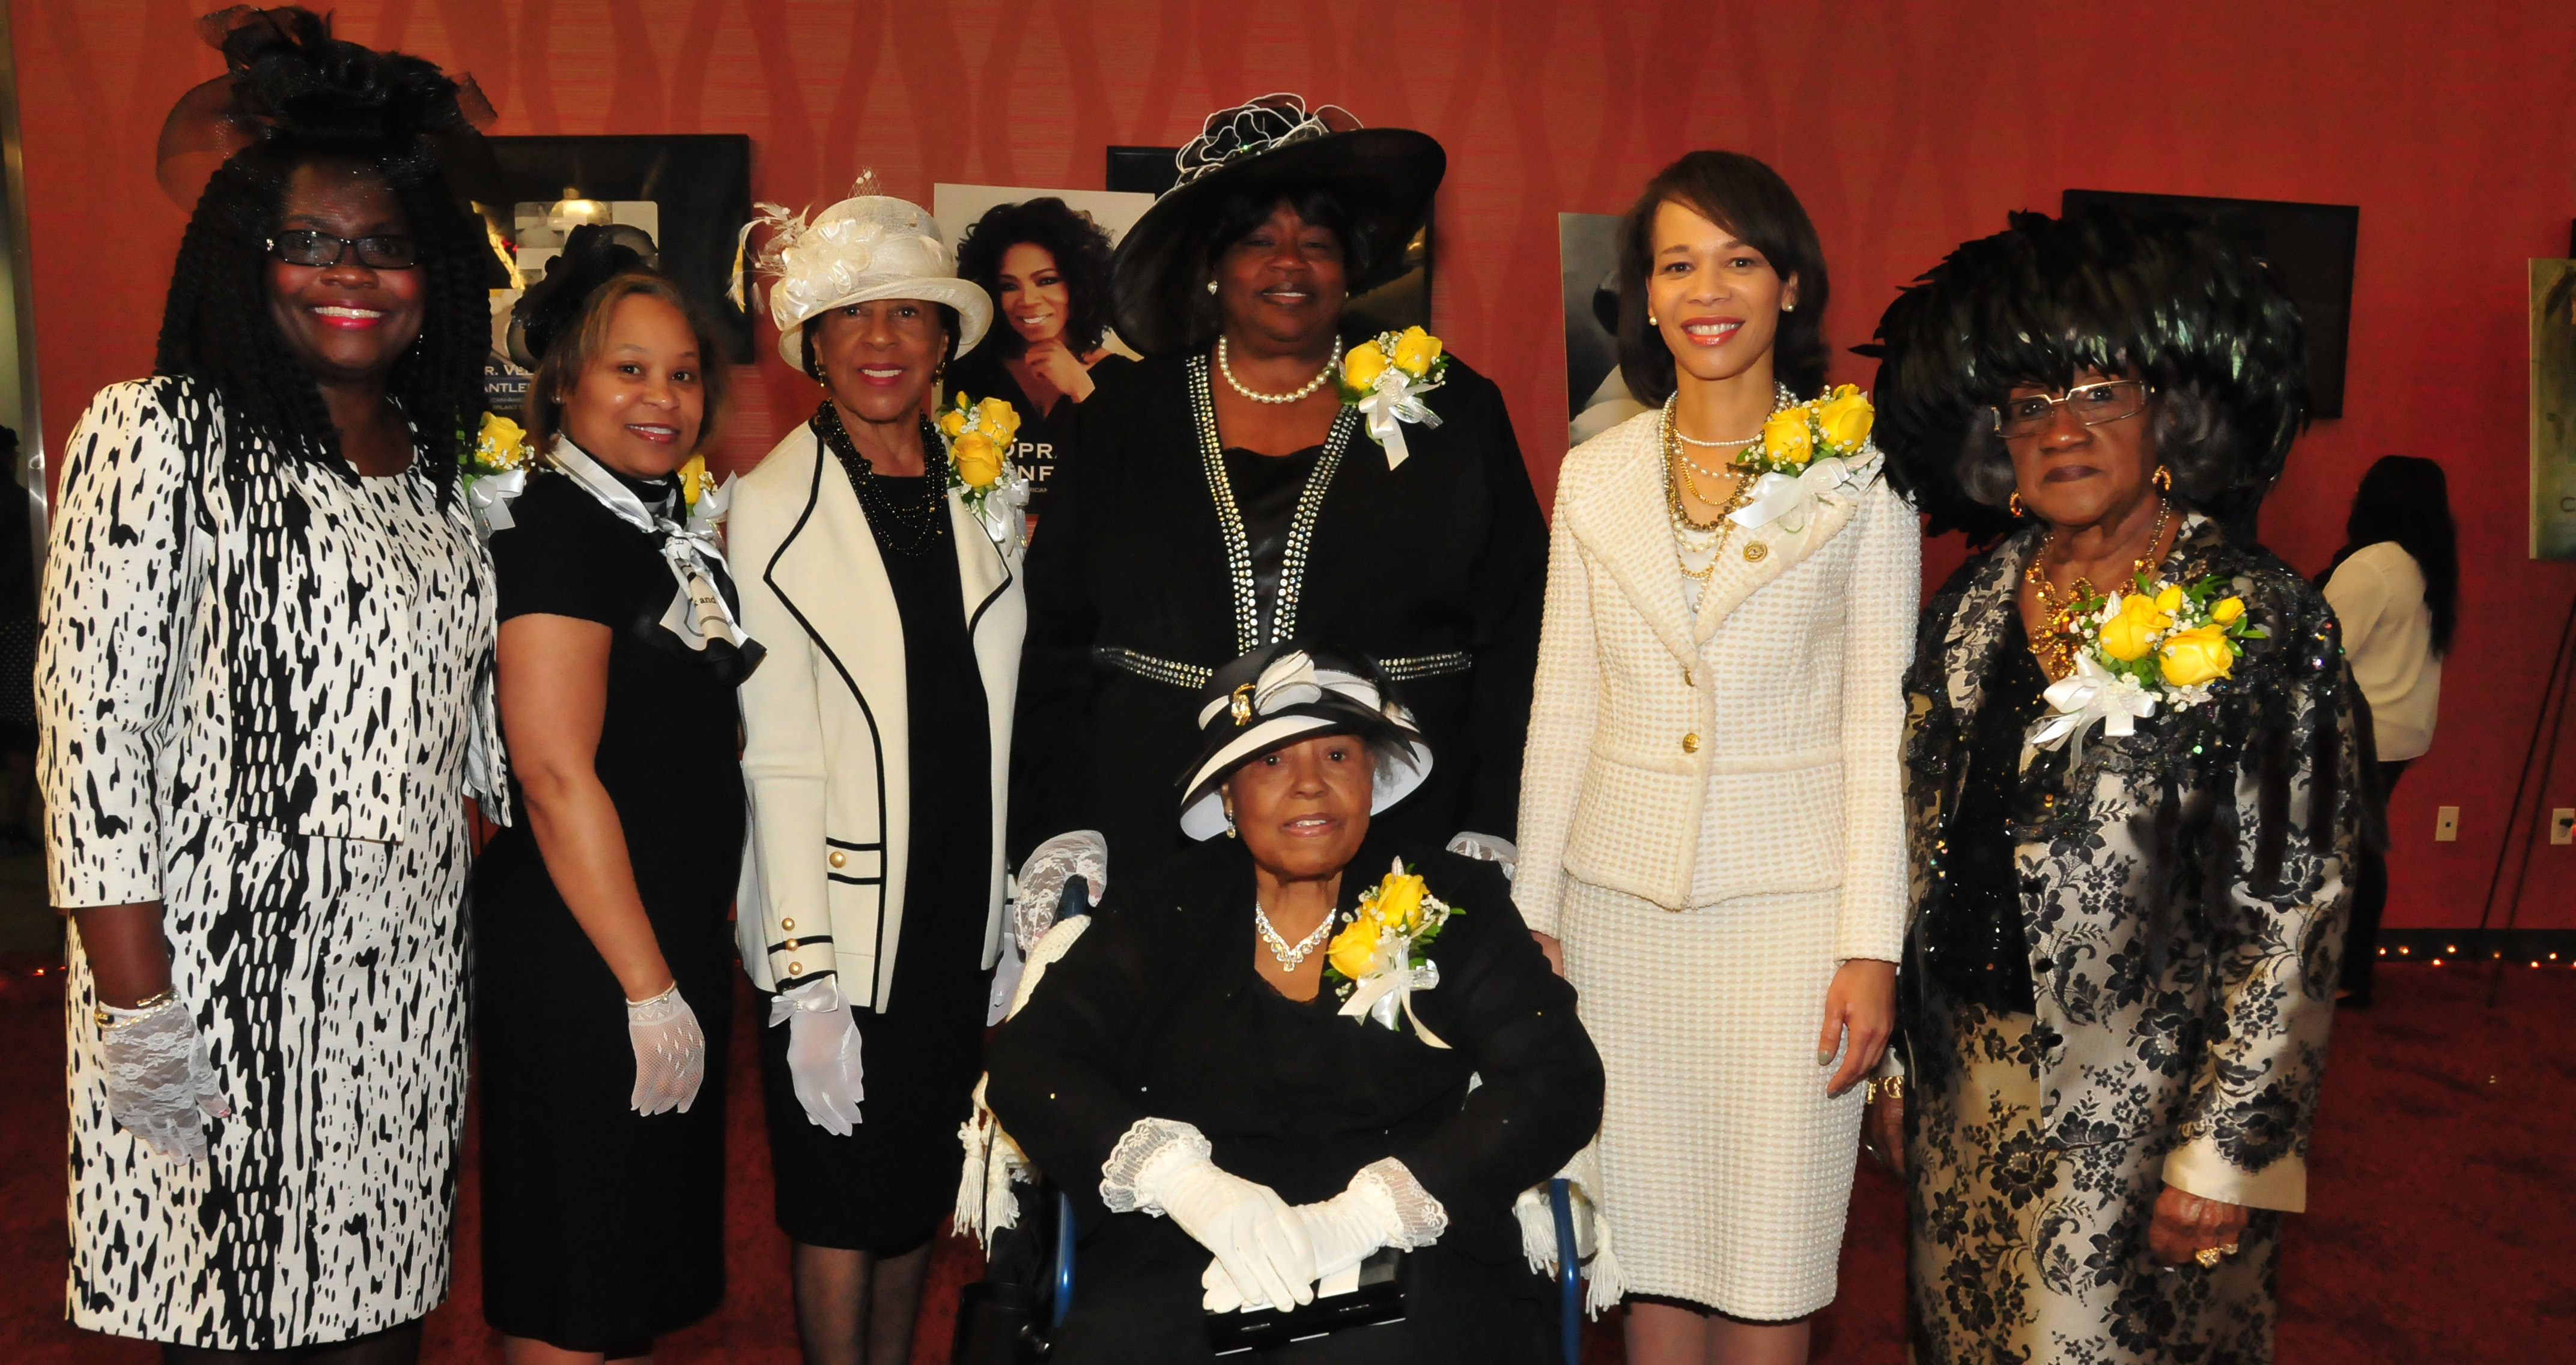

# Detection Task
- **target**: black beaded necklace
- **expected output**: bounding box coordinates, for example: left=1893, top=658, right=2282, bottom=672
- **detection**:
left=812, top=398, right=949, bottom=558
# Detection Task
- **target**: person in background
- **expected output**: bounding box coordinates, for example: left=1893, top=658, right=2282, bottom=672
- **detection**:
left=951, top=196, right=1134, bottom=527
left=39, top=13, right=499, bottom=1360
left=473, top=236, right=756, bottom=1363
left=2320, top=454, right=2455, bottom=1008
left=732, top=186, right=1025, bottom=1365
left=1867, top=207, right=2363, bottom=1365
left=1513, top=151, right=1916, bottom=1365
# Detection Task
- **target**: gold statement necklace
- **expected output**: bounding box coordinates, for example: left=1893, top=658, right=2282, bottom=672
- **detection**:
left=2025, top=497, right=2175, bottom=678
left=1661, top=391, right=1786, bottom=582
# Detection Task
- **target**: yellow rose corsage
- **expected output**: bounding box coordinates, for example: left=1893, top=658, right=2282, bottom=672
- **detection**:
left=1320, top=859, right=1456, bottom=1047
left=938, top=392, right=1031, bottom=547
left=1337, top=327, right=1451, bottom=470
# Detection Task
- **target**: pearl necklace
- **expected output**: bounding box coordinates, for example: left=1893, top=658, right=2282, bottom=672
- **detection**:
left=1217, top=335, right=1344, bottom=404
left=1256, top=901, right=1338, bottom=971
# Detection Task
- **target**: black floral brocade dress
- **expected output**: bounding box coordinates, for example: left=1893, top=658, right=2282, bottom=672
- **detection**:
left=1896, top=516, right=2366, bottom=1364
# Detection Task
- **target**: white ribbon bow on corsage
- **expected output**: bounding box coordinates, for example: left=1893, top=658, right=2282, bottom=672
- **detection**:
left=1337, top=937, right=1451, bottom=1049
left=1357, top=366, right=1445, bottom=472
left=2028, top=654, right=2159, bottom=765
left=1727, top=455, right=1856, bottom=534
left=466, top=467, right=529, bottom=538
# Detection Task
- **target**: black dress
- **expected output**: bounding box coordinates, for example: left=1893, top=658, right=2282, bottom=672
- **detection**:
left=945, top=347, right=1135, bottom=529
left=1011, top=351, right=1546, bottom=871
left=473, top=470, right=746, bottom=1351
left=986, top=835, right=1603, bottom=1364
left=755, top=446, right=996, bottom=1254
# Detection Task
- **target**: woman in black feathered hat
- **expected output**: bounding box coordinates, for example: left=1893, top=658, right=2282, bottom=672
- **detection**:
left=41, top=8, right=500, bottom=1359
left=1010, top=95, right=1546, bottom=898
left=1864, top=207, right=2367, bottom=1364
left=986, top=641, right=1602, bottom=1363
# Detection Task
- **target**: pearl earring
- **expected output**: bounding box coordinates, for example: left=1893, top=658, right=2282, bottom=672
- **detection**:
left=1648, top=313, right=1657, bottom=326
left=1782, top=301, right=1796, bottom=313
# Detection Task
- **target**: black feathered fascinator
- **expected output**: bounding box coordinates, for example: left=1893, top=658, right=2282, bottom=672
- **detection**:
left=1862, top=208, right=2307, bottom=541
left=509, top=225, right=655, bottom=368
left=155, top=6, right=499, bottom=210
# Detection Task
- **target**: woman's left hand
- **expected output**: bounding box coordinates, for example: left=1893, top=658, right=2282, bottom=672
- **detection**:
left=2147, top=1185, right=2250, bottom=1266
left=1816, top=959, right=1897, bottom=1096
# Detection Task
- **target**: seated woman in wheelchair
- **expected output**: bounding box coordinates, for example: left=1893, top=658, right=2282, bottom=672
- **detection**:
left=986, top=641, right=1604, bottom=1363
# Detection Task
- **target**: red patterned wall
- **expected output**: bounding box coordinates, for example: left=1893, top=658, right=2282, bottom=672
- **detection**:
left=11, top=0, right=2576, bottom=931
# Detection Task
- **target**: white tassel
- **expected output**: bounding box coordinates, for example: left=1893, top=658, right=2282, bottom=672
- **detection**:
left=1511, top=1139, right=1624, bottom=1319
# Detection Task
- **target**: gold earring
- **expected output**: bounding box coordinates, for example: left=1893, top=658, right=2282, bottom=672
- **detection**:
left=1206, top=280, right=1219, bottom=295
left=1223, top=805, right=1239, bottom=838
left=2009, top=492, right=2026, bottom=518
left=2152, top=464, right=2173, bottom=492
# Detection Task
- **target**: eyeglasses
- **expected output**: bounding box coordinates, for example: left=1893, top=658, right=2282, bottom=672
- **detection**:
left=1988, top=380, right=2152, bottom=437
left=266, top=230, right=419, bottom=270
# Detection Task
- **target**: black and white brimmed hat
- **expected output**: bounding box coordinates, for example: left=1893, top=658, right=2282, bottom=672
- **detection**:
left=1175, top=642, right=1434, bottom=842
left=1110, top=94, right=1445, bottom=357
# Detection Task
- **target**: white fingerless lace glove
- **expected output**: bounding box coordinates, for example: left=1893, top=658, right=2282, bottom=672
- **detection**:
left=1445, top=831, right=1520, bottom=881
left=98, top=996, right=228, bottom=1161
left=627, top=983, right=706, bottom=1116
left=1103, top=1117, right=1314, bottom=1313
left=1013, top=830, right=1108, bottom=954
left=772, top=977, right=865, bottom=1134
left=1201, top=1157, right=1449, bottom=1312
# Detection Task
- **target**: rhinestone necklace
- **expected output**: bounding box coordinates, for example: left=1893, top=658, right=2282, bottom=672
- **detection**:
left=1256, top=901, right=1338, bottom=971
left=1217, top=335, right=1344, bottom=404
left=1189, top=354, right=1356, bottom=652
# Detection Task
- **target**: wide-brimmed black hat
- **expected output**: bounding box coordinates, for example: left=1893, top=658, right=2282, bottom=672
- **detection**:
left=1174, top=641, right=1433, bottom=842
left=1111, top=95, right=1445, bottom=357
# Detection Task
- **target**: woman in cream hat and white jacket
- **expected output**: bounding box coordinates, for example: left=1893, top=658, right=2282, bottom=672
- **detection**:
left=729, top=181, right=1027, bottom=1365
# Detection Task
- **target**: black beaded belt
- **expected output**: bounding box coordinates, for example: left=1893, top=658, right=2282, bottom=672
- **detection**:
left=1092, top=646, right=1475, bottom=690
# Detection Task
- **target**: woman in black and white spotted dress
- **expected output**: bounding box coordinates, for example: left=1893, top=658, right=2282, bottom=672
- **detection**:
left=37, top=19, right=501, bottom=1361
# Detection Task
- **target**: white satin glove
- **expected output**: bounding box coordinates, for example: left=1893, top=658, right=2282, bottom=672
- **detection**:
left=1445, top=831, right=1520, bottom=881
left=1013, top=830, right=1108, bottom=954
left=97, top=996, right=229, bottom=1161
left=626, top=983, right=706, bottom=1116
left=1137, top=1140, right=1315, bottom=1314
left=772, top=978, right=865, bottom=1134
left=1201, top=1158, right=1448, bottom=1312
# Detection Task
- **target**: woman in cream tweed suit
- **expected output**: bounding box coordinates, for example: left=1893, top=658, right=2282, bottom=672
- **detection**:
left=1516, top=153, right=1917, bottom=1364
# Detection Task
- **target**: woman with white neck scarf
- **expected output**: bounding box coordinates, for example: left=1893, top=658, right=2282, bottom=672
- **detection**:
left=472, top=242, right=758, bottom=1364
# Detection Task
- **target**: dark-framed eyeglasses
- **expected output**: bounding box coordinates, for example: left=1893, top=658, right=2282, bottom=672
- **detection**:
left=266, top=230, right=420, bottom=270
left=1988, top=380, right=2152, bottom=438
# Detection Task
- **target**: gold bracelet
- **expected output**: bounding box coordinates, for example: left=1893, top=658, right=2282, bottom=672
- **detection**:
left=94, top=987, right=175, bottom=1030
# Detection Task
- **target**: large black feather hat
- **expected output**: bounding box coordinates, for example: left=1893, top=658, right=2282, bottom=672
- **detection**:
left=1864, top=207, right=2308, bottom=540
left=1110, top=95, right=1443, bottom=357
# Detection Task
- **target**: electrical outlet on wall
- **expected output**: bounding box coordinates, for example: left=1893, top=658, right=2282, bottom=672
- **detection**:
left=2554, top=809, right=2575, bottom=846
left=2435, top=806, right=2460, bottom=842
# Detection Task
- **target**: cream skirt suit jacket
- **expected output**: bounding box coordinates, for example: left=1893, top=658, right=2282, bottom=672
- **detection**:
left=1515, top=407, right=1918, bottom=1319
left=730, top=424, right=1024, bottom=1012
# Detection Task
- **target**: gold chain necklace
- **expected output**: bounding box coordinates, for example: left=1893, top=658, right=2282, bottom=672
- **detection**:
left=2025, top=498, right=2176, bottom=677
left=1662, top=400, right=1757, bottom=580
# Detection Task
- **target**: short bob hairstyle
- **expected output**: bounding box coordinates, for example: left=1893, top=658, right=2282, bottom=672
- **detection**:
left=1614, top=151, right=1831, bottom=406
left=1867, top=208, right=2307, bottom=541
left=525, top=273, right=733, bottom=455
left=956, top=197, right=1118, bottom=357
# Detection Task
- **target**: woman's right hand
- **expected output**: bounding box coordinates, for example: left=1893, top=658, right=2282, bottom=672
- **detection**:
left=1530, top=931, right=1567, bottom=978
left=1022, top=338, right=1096, bottom=403
left=1862, top=1087, right=1906, bottom=1179
left=97, top=996, right=229, bottom=1161
left=1152, top=1152, right=1316, bottom=1313
left=625, top=983, right=706, bottom=1116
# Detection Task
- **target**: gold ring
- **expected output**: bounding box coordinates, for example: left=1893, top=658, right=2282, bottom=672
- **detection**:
left=2194, top=1246, right=2225, bottom=1268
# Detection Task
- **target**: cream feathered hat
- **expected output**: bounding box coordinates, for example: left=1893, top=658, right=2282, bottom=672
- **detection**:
left=734, top=174, right=994, bottom=372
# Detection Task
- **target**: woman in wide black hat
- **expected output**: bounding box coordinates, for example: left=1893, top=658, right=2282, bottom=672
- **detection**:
left=1010, top=96, right=1546, bottom=892
left=987, top=641, right=1602, bottom=1363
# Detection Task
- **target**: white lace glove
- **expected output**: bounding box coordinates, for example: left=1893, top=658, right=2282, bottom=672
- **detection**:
left=771, top=977, right=865, bottom=1134
left=1013, top=830, right=1108, bottom=954
left=626, top=983, right=706, bottom=1116
left=97, top=996, right=229, bottom=1161
left=1105, top=1119, right=1314, bottom=1313
left=1445, top=831, right=1520, bottom=881
left=1201, top=1157, right=1449, bottom=1312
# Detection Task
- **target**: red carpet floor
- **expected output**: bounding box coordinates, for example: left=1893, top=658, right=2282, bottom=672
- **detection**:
left=2, top=958, right=2567, bottom=1363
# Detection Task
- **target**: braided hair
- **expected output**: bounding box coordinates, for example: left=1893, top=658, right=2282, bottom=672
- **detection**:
left=154, top=10, right=490, bottom=503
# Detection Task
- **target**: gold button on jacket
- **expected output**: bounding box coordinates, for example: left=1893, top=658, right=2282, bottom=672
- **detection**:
left=1682, top=733, right=1701, bottom=753
left=828, top=851, right=846, bottom=869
